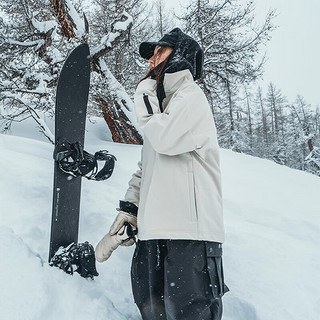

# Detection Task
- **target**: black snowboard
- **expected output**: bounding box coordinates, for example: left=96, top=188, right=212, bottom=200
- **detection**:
left=49, top=44, right=91, bottom=261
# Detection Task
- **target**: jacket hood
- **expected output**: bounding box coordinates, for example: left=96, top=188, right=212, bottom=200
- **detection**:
left=139, top=28, right=204, bottom=111
left=139, top=28, right=204, bottom=81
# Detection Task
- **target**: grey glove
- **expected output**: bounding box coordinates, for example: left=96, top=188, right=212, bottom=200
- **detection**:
left=95, top=211, right=137, bottom=263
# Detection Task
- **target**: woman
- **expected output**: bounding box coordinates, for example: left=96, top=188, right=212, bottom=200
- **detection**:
left=96, top=28, right=229, bottom=320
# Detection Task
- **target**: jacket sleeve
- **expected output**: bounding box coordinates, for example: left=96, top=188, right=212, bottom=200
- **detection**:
left=134, top=78, right=210, bottom=156
left=123, top=150, right=143, bottom=207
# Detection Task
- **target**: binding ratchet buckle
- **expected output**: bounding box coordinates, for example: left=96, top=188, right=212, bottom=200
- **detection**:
left=54, top=138, right=117, bottom=181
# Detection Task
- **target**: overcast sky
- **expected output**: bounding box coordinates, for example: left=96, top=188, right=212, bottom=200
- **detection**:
left=163, top=0, right=320, bottom=108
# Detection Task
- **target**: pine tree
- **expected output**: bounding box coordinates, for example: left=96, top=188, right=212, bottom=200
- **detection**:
left=265, top=83, right=287, bottom=164
left=177, top=0, right=275, bottom=151
left=289, top=96, right=320, bottom=175
left=254, top=86, right=270, bottom=156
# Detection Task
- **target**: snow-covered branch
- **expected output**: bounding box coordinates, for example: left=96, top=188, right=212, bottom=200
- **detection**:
left=31, top=17, right=56, bottom=34
left=91, top=11, right=133, bottom=63
left=8, top=39, right=45, bottom=48
left=64, top=0, right=86, bottom=37
left=1, top=95, right=54, bottom=144
left=51, top=0, right=88, bottom=40
left=113, top=11, right=133, bottom=31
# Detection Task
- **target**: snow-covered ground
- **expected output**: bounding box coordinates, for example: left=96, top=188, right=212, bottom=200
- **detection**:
left=0, top=118, right=319, bottom=320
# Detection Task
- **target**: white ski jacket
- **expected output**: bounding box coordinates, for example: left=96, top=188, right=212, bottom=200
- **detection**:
left=124, top=69, right=225, bottom=243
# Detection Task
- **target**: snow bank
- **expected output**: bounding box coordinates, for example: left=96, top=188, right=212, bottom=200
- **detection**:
left=0, top=122, right=319, bottom=320
left=0, top=131, right=140, bottom=319
left=221, top=150, right=320, bottom=319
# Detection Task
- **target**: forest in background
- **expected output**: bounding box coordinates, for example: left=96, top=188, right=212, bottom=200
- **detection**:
left=0, top=0, right=319, bottom=176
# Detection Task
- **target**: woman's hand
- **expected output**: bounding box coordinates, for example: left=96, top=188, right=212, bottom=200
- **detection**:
left=95, top=211, right=137, bottom=262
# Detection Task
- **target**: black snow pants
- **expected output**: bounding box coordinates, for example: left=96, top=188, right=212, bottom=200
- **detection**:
left=131, top=240, right=229, bottom=320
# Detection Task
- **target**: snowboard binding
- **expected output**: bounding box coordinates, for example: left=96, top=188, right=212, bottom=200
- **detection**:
left=50, top=241, right=99, bottom=279
left=54, top=138, right=117, bottom=181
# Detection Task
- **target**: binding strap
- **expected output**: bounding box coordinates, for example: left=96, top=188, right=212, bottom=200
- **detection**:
left=54, top=138, right=116, bottom=181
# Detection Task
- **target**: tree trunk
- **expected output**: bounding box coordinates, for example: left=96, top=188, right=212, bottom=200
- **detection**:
left=98, top=96, right=143, bottom=144
left=51, top=0, right=76, bottom=39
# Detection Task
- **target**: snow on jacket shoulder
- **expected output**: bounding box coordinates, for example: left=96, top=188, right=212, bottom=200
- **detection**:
left=124, top=69, right=225, bottom=243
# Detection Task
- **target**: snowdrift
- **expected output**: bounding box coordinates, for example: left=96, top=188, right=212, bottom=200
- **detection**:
left=0, top=119, right=319, bottom=320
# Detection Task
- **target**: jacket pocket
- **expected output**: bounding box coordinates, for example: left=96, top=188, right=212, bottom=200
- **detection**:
left=205, top=242, right=229, bottom=298
left=188, top=171, right=197, bottom=222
